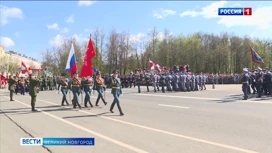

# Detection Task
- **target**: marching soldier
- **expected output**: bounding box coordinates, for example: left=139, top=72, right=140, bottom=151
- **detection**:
left=241, top=68, right=249, bottom=100
left=136, top=71, right=142, bottom=93
left=152, top=72, right=159, bottom=92
left=29, top=74, right=40, bottom=111
left=145, top=70, right=151, bottom=92
left=95, top=71, right=107, bottom=106
left=109, top=70, right=124, bottom=116
left=82, top=76, right=94, bottom=107
left=8, top=75, right=16, bottom=101
left=69, top=71, right=82, bottom=109
left=256, top=67, right=263, bottom=98
left=159, top=72, right=166, bottom=93
left=58, top=73, right=69, bottom=106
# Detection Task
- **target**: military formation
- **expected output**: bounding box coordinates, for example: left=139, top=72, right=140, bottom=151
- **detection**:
left=241, top=67, right=272, bottom=100
left=111, top=69, right=210, bottom=93
left=5, top=66, right=272, bottom=113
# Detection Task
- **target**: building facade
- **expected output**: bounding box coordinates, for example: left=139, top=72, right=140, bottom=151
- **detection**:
left=0, top=45, right=42, bottom=76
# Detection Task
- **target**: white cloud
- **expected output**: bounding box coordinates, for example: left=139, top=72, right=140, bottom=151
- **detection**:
left=14, top=32, right=20, bottom=37
left=0, top=5, right=23, bottom=25
left=129, top=33, right=146, bottom=44
left=49, top=34, right=89, bottom=48
left=66, top=15, right=74, bottom=23
left=180, top=1, right=272, bottom=29
left=78, top=0, right=95, bottom=6
left=153, top=9, right=176, bottom=19
left=61, top=28, right=69, bottom=33
left=49, top=34, right=64, bottom=48
left=0, top=37, right=15, bottom=48
left=47, top=23, right=59, bottom=30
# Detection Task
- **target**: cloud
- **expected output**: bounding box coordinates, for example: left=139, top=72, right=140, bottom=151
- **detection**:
left=0, top=37, right=15, bottom=48
left=14, top=32, right=20, bottom=37
left=180, top=1, right=272, bottom=29
left=49, top=34, right=88, bottom=48
left=49, top=34, right=64, bottom=48
left=47, top=23, right=59, bottom=30
left=153, top=9, right=176, bottom=19
left=61, top=28, right=69, bottom=33
left=129, top=33, right=146, bottom=43
left=0, top=5, right=23, bottom=25
left=78, top=0, right=95, bottom=6
left=66, top=15, right=74, bottom=23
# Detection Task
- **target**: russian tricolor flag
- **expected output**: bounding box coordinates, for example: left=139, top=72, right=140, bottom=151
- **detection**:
left=66, top=43, right=77, bottom=75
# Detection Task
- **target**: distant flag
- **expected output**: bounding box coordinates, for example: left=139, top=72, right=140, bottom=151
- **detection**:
left=65, top=43, right=78, bottom=75
left=80, top=36, right=97, bottom=77
left=250, top=46, right=264, bottom=64
left=21, top=61, right=32, bottom=75
left=149, top=60, right=155, bottom=70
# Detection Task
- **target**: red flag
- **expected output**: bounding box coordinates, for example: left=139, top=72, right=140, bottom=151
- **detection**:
left=80, top=37, right=96, bottom=77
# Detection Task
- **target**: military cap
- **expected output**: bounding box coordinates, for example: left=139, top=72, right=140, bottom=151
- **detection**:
left=112, top=70, right=119, bottom=74
left=258, top=67, right=262, bottom=71
left=243, top=68, right=248, bottom=72
left=61, top=73, right=66, bottom=76
left=73, top=71, right=78, bottom=75
left=96, top=71, right=101, bottom=75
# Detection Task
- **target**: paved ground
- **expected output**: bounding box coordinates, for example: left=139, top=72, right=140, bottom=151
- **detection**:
left=0, top=84, right=272, bottom=153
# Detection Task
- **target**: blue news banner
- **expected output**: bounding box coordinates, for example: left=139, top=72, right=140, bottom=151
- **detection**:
left=218, top=8, right=244, bottom=15
left=21, top=138, right=95, bottom=146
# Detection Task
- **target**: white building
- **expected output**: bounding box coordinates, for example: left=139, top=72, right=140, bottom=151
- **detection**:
left=0, top=45, right=42, bottom=76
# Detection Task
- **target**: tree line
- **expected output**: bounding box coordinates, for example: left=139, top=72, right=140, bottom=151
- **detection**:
left=41, top=27, right=272, bottom=76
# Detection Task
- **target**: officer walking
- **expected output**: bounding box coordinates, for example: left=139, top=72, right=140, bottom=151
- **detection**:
left=69, top=71, right=82, bottom=109
left=29, top=74, right=40, bottom=111
left=58, top=73, right=69, bottom=106
left=95, top=71, right=107, bottom=106
left=136, top=71, right=142, bottom=93
left=8, top=75, right=16, bottom=101
left=109, top=70, right=124, bottom=116
left=241, top=68, right=250, bottom=100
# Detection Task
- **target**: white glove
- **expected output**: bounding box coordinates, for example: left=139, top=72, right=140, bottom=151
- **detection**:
left=58, top=90, right=60, bottom=94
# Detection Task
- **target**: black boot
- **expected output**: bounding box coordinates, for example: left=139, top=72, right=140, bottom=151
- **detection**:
left=88, top=101, right=93, bottom=107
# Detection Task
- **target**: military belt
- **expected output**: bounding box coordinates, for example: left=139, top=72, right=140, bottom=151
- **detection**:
left=97, top=85, right=102, bottom=86
left=62, top=86, right=67, bottom=87
left=84, top=84, right=92, bottom=86
left=72, top=85, right=80, bottom=87
left=242, top=81, right=248, bottom=83
left=112, top=87, right=120, bottom=89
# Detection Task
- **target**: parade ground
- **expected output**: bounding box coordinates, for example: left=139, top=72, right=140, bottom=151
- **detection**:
left=1, top=85, right=272, bottom=153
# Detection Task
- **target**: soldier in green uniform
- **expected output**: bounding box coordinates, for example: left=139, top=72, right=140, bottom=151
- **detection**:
left=109, top=70, right=124, bottom=116
left=81, top=76, right=94, bottom=107
left=48, top=77, right=53, bottom=90
left=58, top=73, right=69, bottom=106
left=136, top=71, right=142, bottom=93
left=8, top=75, right=17, bottom=101
left=95, top=71, right=107, bottom=106
left=29, top=74, right=40, bottom=111
left=69, top=71, right=82, bottom=109
left=42, top=77, right=47, bottom=90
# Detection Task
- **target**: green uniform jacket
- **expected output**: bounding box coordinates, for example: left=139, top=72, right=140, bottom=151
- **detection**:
left=8, top=78, right=16, bottom=91
left=30, top=78, right=40, bottom=96
left=110, top=77, right=122, bottom=94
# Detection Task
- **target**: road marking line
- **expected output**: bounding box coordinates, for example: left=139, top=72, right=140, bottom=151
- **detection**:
left=135, top=93, right=272, bottom=104
left=158, top=104, right=189, bottom=109
left=34, top=98, right=258, bottom=153
left=3, top=97, right=148, bottom=153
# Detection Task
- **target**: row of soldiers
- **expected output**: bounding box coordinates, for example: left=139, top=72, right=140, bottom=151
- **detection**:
left=115, top=69, right=209, bottom=93
left=241, top=67, right=272, bottom=100
left=57, top=70, right=124, bottom=115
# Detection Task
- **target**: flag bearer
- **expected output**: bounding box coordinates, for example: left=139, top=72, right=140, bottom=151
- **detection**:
left=69, top=71, right=82, bottom=109
left=82, top=76, right=94, bottom=107
left=95, top=71, right=107, bottom=106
